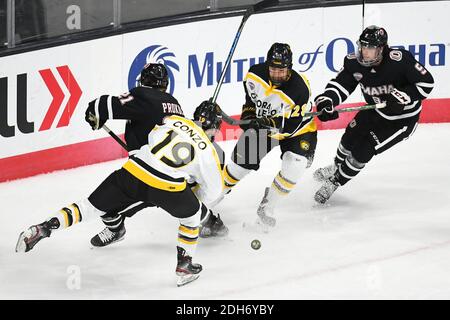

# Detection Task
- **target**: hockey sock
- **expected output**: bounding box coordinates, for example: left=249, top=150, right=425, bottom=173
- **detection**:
left=49, top=203, right=83, bottom=230
left=100, top=213, right=124, bottom=232
left=334, top=142, right=352, bottom=166
left=334, top=154, right=366, bottom=186
left=178, top=204, right=201, bottom=257
left=223, top=161, right=251, bottom=192
left=47, top=198, right=105, bottom=230
left=266, top=152, right=308, bottom=209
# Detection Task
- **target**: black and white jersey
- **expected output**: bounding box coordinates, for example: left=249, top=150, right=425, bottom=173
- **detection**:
left=320, top=48, right=434, bottom=121
left=88, top=86, right=184, bottom=151
left=243, top=63, right=316, bottom=140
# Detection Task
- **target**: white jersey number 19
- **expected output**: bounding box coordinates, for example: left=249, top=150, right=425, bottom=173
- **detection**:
left=151, top=130, right=195, bottom=168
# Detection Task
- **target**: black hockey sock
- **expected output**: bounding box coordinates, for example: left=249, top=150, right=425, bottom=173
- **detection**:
left=334, top=155, right=366, bottom=186
left=334, top=143, right=351, bottom=167
left=101, top=213, right=124, bottom=232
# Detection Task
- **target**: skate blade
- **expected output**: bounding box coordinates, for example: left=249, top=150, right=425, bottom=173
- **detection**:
left=314, top=194, right=330, bottom=205
left=177, top=274, right=200, bottom=287
left=89, top=236, right=125, bottom=250
left=242, top=219, right=271, bottom=234
left=15, top=231, right=28, bottom=253
left=199, top=228, right=229, bottom=239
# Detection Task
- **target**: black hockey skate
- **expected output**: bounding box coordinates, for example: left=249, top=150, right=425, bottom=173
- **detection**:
left=199, top=212, right=228, bottom=238
left=313, top=164, right=337, bottom=182
left=15, top=218, right=59, bottom=253
left=314, top=177, right=340, bottom=204
left=90, top=225, right=126, bottom=248
left=176, top=246, right=202, bottom=287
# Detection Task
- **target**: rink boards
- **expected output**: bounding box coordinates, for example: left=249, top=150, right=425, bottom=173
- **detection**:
left=0, top=1, right=449, bottom=182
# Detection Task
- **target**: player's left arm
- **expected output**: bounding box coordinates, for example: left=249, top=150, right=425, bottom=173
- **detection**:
left=401, top=51, right=435, bottom=101
left=193, top=154, right=224, bottom=208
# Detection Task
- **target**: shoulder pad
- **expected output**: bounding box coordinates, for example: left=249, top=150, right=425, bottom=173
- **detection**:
left=388, top=49, right=403, bottom=62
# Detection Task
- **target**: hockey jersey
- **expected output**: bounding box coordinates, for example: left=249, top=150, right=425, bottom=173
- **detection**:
left=319, top=48, right=434, bottom=120
left=243, top=63, right=316, bottom=140
left=122, top=115, right=224, bottom=207
left=87, top=86, right=184, bottom=151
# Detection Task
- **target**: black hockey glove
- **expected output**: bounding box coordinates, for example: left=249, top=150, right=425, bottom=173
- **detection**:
left=315, top=96, right=339, bottom=122
left=85, top=99, right=106, bottom=130
left=239, top=105, right=256, bottom=130
left=385, top=88, right=412, bottom=108
left=247, top=117, right=276, bottom=131
left=194, top=100, right=220, bottom=122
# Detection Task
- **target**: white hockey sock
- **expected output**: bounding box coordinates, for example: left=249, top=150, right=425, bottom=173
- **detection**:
left=223, top=161, right=251, bottom=191
left=265, top=152, right=308, bottom=209
left=178, top=203, right=201, bottom=257
left=48, top=198, right=105, bottom=230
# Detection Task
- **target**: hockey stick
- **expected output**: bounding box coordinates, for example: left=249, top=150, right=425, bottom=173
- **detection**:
left=301, top=102, right=387, bottom=117
left=222, top=102, right=387, bottom=128
left=101, top=123, right=130, bottom=152
left=208, top=0, right=279, bottom=124
left=88, top=113, right=130, bottom=152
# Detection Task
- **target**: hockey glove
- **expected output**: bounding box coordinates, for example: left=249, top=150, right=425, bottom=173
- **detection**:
left=194, top=100, right=220, bottom=122
left=315, top=96, right=339, bottom=122
left=385, top=88, right=412, bottom=108
left=85, top=99, right=106, bottom=130
left=239, top=105, right=257, bottom=130
left=247, top=117, right=276, bottom=131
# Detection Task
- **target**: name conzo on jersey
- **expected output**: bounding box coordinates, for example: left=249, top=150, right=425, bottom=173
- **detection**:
left=360, top=83, right=395, bottom=96
left=173, top=121, right=208, bottom=150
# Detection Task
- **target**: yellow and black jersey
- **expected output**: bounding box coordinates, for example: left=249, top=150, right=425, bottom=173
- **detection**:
left=122, top=115, right=224, bottom=206
left=243, top=63, right=317, bottom=140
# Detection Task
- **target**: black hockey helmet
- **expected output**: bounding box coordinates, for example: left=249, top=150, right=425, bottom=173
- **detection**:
left=266, top=43, right=293, bottom=69
left=356, top=25, right=388, bottom=67
left=193, top=100, right=222, bottom=132
left=139, top=63, right=169, bottom=90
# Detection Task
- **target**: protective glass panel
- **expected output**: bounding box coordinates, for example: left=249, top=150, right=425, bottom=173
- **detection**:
left=14, top=0, right=114, bottom=45
left=121, top=0, right=210, bottom=24
left=0, top=0, right=6, bottom=49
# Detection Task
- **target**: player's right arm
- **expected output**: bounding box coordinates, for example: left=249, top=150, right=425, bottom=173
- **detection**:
left=85, top=88, right=163, bottom=130
left=238, top=79, right=257, bottom=130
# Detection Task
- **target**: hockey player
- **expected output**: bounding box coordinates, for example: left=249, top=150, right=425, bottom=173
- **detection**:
left=85, top=63, right=184, bottom=246
left=83, top=63, right=226, bottom=246
left=204, top=43, right=317, bottom=231
left=313, top=25, right=434, bottom=203
left=16, top=104, right=224, bottom=286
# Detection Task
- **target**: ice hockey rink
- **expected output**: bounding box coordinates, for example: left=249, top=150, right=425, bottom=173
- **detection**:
left=1, top=123, right=449, bottom=300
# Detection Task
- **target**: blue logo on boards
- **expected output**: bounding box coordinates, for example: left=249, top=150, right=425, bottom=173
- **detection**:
left=128, top=45, right=180, bottom=94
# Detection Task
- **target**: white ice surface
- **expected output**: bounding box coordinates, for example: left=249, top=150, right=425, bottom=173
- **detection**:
left=1, top=123, right=450, bottom=299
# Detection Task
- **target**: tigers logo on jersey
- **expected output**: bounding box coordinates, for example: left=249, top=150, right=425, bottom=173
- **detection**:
left=300, top=140, right=310, bottom=151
